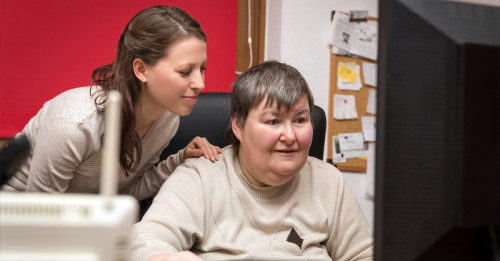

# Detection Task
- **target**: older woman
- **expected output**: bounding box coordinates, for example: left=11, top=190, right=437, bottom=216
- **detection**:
left=131, top=61, right=373, bottom=261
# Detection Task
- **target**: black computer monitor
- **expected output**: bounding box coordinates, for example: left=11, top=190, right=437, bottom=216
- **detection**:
left=375, top=0, right=500, bottom=260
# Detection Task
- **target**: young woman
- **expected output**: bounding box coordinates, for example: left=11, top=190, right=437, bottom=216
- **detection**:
left=3, top=6, right=221, bottom=201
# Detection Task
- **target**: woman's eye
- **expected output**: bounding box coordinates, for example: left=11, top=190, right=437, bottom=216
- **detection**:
left=295, top=118, right=306, bottom=124
left=201, top=67, right=207, bottom=73
left=266, top=119, right=279, bottom=125
left=180, top=71, right=191, bottom=76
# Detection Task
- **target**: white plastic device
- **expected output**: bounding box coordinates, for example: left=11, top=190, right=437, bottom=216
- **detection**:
left=0, top=91, right=138, bottom=261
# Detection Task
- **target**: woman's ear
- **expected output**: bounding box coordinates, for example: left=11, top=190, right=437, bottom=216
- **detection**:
left=132, top=58, right=148, bottom=83
left=231, top=116, right=242, bottom=141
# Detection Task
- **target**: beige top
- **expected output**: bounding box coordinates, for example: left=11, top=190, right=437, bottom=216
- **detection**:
left=132, top=146, right=373, bottom=260
left=5, top=87, right=184, bottom=200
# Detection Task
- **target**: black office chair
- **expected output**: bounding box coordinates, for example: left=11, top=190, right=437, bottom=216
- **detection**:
left=159, top=92, right=326, bottom=161
left=0, top=134, right=31, bottom=187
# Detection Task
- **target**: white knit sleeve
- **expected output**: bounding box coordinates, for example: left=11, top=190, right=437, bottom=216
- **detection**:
left=118, top=148, right=185, bottom=201
left=26, top=116, right=90, bottom=192
left=130, top=162, right=205, bottom=261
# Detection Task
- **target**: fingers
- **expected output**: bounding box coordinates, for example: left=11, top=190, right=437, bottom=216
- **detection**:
left=168, top=251, right=203, bottom=261
left=148, top=251, right=202, bottom=261
left=184, top=136, right=222, bottom=162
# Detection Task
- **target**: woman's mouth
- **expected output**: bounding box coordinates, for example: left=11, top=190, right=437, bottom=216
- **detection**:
left=275, top=149, right=298, bottom=155
left=182, top=96, right=198, bottom=103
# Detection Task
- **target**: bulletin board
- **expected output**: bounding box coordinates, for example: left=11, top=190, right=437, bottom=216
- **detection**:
left=327, top=53, right=377, bottom=172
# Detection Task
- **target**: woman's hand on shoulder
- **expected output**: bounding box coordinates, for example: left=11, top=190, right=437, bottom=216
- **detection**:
left=147, top=251, right=202, bottom=261
left=183, top=136, right=222, bottom=162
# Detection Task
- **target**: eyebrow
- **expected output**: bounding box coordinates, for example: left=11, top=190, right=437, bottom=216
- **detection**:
left=177, top=59, right=208, bottom=69
left=262, top=107, right=310, bottom=117
left=295, top=108, right=310, bottom=116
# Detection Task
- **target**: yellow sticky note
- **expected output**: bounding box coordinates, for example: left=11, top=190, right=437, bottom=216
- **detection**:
left=338, top=64, right=358, bottom=83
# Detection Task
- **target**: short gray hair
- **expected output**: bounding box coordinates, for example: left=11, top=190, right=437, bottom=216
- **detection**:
left=225, top=60, right=314, bottom=146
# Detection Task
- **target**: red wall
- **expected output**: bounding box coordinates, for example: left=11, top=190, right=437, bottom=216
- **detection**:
left=0, top=0, right=237, bottom=137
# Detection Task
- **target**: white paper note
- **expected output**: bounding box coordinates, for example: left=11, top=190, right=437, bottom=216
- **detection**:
left=328, top=11, right=378, bottom=61
left=362, top=62, right=377, bottom=87
left=332, top=135, right=347, bottom=163
left=366, top=89, right=377, bottom=114
left=365, top=143, right=376, bottom=199
left=362, top=116, right=376, bottom=142
left=338, top=132, right=365, bottom=151
left=338, top=63, right=362, bottom=91
left=333, top=94, right=358, bottom=120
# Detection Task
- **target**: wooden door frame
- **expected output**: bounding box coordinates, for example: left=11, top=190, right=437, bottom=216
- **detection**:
left=236, top=0, right=266, bottom=77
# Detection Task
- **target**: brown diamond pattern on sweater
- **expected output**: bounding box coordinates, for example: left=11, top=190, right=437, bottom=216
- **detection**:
left=286, top=228, right=303, bottom=249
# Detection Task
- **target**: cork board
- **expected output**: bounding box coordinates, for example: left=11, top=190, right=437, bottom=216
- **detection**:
left=327, top=53, right=377, bottom=172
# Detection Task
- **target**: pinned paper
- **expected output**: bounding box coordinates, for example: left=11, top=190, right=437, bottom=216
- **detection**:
left=338, top=64, right=358, bottom=83
left=349, top=10, right=369, bottom=23
left=366, top=143, right=376, bottom=199
left=328, top=11, right=378, bottom=61
left=333, top=94, right=358, bottom=120
left=362, top=116, right=376, bottom=142
left=337, top=63, right=362, bottom=91
left=342, top=148, right=369, bottom=159
left=341, top=61, right=357, bottom=71
left=332, top=136, right=346, bottom=163
left=338, top=132, right=365, bottom=151
left=366, top=89, right=377, bottom=114
left=333, top=133, right=369, bottom=161
left=362, top=62, right=377, bottom=87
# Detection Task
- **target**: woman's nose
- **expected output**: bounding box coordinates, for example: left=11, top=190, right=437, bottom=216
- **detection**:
left=279, top=123, right=296, bottom=144
left=191, top=71, right=205, bottom=91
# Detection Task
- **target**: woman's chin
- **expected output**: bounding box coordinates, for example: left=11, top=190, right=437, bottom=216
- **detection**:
left=268, top=170, right=298, bottom=186
left=172, top=105, right=194, bottom=116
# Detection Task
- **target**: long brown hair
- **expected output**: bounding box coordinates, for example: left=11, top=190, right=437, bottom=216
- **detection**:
left=91, top=6, right=206, bottom=176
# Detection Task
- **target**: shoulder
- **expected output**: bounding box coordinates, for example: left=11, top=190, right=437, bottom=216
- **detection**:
left=182, top=145, right=234, bottom=173
left=300, top=157, right=346, bottom=195
left=24, top=87, right=103, bottom=148
left=175, top=146, right=234, bottom=186
left=38, top=86, right=99, bottom=121
left=162, top=148, right=231, bottom=193
left=49, top=86, right=96, bottom=106
left=304, top=156, right=343, bottom=180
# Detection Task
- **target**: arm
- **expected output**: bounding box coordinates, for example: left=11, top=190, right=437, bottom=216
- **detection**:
left=324, top=170, right=373, bottom=261
left=26, top=116, right=90, bottom=192
left=119, top=148, right=185, bottom=200
left=147, top=251, right=202, bottom=261
left=131, top=163, right=205, bottom=261
left=120, top=137, right=221, bottom=200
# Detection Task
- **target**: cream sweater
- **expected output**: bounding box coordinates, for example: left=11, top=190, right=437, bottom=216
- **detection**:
left=5, top=87, right=184, bottom=200
left=132, top=146, right=373, bottom=260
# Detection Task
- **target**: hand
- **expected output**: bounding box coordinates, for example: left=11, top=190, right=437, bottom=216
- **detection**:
left=183, top=136, right=222, bottom=162
left=147, top=251, right=202, bottom=261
